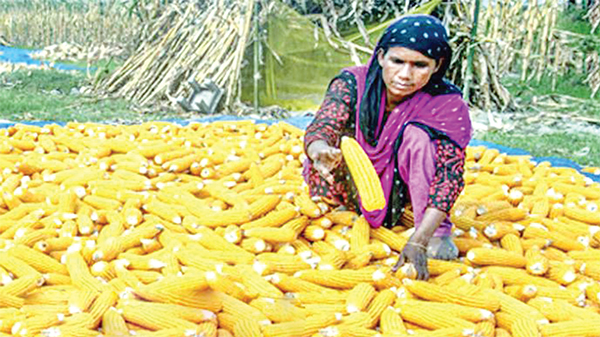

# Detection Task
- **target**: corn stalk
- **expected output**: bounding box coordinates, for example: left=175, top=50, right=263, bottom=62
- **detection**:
left=0, top=0, right=139, bottom=52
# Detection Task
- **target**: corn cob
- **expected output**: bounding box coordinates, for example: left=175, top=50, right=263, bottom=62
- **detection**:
left=403, top=279, right=500, bottom=311
left=470, top=320, right=494, bottom=337
left=233, top=319, right=262, bottom=337
left=7, top=244, right=67, bottom=275
left=266, top=273, right=335, bottom=294
left=395, top=300, right=476, bottom=330
left=540, top=320, right=600, bottom=337
left=344, top=283, right=377, bottom=313
left=250, top=297, right=306, bottom=323
left=467, top=247, right=527, bottom=268
left=340, top=136, right=385, bottom=211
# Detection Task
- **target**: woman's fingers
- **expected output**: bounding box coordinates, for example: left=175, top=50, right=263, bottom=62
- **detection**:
left=314, top=161, right=335, bottom=185
left=391, top=253, right=405, bottom=272
left=415, top=253, right=429, bottom=280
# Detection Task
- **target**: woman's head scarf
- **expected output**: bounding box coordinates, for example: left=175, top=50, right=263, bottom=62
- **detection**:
left=359, top=14, right=460, bottom=146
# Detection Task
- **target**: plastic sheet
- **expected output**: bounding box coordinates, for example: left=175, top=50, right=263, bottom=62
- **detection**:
left=0, top=46, right=90, bottom=72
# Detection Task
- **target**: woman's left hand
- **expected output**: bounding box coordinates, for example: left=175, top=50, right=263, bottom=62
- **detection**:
left=391, top=241, right=429, bottom=280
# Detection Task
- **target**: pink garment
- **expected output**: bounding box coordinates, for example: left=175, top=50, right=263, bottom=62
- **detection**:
left=344, top=65, right=471, bottom=232
left=396, top=124, right=453, bottom=237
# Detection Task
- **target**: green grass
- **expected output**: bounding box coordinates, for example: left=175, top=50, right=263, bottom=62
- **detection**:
left=480, top=131, right=600, bottom=167
left=0, top=69, right=186, bottom=123
left=557, top=7, right=600, bottom=38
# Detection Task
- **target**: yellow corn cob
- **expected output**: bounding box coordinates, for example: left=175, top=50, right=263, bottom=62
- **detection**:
left=67, top=289, right=99, bottom=314
left=233, top=319, right=262, bottom=337
left=568, top=249, right=600, bottom=261
left=241, top=208, right=298, bottom=230
left=403, top=279, right=500, bottom=311
left=303, top=225, right=326, bottom=241
left=63, top=251, right=106, bottom=293
left=529, top=297, right=599, bottom=323
left=476, top=207, right=528, bottom=222
left=122, top=299, right=216, bottom=324
left=540, top=319, right=600, bottom=337
left=102, top=307, right=131, bottom=336
left=523, top=225, right=585, bottom=252
left=466, top=248, right=527, bottom=268
left=7, top=244, right=67, bottom=275
left=350, top=216, right=371, bottom=254
left=340, top=136, right=385, bottom=211
left=281, top=216, right=310, bottom=236
left=363, top=289, right=396, bottom=328
left=20, top=303, right=70, bottom=316
left=205, top=271, right=255, bottom=302
left=11, top=313, right=65, bottom=336
left=294, top=193, right=322, bottom=218
left=504, top=285, right=538, bottom=302
left=483, top=288, right=548, bottom=325
left=484, top=266, right=560, bottom=288
left=370, top=226, right=408, bottom=252
left=379, top=306, right=407, bottom=334
left=564, top=205, right=600, bottom=225
left=345, top=283, right=377, bottom=313
left=218, top=292, right=269, bottom=324
left=255, top=253, right=311, bottom=274
left=580, top=261, right=600, bottom=281
left=239, top=238, right=268, bottom=254
left=345, top=251, right=373, bottom=270
left=546, top=261, right=577, bottom=286
left=395, top=300, right=476, bottom=330
left=500, top=233, right=524, bottom=255
left=119, top=300, right=198, bottom=331
left=325, top=211, right=358, bottom=226
left=296, top=268, right=383, bottom=290
left=483, top=221, right=521, bottom=241
left=244, top=227, right=297, bottom=243
left=427, top=259, right=470, bottom=276
left=247, top=195, right=282, bottom=219
left=250, top=298, right=307, bottom=323
left=266, top=273, right=334, bottom=294
left=0, top=292, right=24, bottom=308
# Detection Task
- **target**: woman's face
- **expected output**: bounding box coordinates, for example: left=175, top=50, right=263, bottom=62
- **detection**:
left=377, top=46, right=442, bottom=106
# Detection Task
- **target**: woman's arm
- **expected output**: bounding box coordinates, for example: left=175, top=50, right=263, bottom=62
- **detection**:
left=304, top=72, right=357, bottom=182
left=393, top=138, right=466, bottom=279
left=304, top=72, right=357, bottom=154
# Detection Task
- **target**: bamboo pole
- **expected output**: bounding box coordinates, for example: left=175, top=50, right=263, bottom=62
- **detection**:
left=463, top=0, right=481, bottom=104
left=253, top=0, right=260, bottom=114
left=226, top=0, right=255, bottom=108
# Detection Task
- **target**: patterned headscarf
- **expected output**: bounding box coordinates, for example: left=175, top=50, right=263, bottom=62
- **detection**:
left=359, top=14, right=460, bottom=146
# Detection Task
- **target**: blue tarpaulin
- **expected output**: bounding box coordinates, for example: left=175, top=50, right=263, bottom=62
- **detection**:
left=0, top=46, right=90, bottom=72
left=0, top=115, right=598, bottom=182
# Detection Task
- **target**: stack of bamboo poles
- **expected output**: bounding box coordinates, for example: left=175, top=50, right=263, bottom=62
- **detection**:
left=98, top=0, right=254, bottom=109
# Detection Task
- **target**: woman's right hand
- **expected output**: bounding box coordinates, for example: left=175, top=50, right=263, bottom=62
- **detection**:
left=307, top=140, right=342, bottom=185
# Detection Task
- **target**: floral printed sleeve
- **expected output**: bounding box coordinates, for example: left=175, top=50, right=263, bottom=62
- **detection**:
left=304, top=72, right=357, bottom=153
left=427, top=138, right=466, bottom=213
left=302, top=72, right=358, bottom=207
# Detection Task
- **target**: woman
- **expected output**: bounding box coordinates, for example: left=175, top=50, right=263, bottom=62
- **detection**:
left=303, top=14, right=472, bottom=280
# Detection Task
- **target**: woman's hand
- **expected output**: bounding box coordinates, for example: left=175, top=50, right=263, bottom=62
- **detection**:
left=307, top=140, right=342, bottom=184
left=392, top=241, right=429, bottom=280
